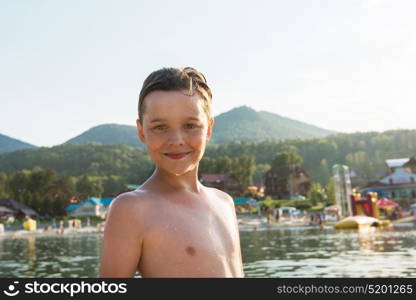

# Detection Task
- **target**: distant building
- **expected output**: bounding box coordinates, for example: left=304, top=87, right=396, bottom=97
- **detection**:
left=200, top=173, right=241, bottom=196
left=233, top=197, right=259, bottom=214
left=66, top=197, right=114, bottom=218
left=362, top=157, right=416, bottom=199
left=264, top=166, right=310, bottom=199
left=0, top=206, right=16, bottom=219
left=0, top=198, right=39, bottom=218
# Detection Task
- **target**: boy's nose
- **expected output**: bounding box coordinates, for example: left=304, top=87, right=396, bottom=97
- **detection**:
left=167, top=131, right=184, bottom=146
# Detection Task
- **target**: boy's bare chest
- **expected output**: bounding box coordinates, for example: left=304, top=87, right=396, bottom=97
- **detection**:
left=140, top=200, right=239, bottom=274
left=150, top=207, right=236, bottom=254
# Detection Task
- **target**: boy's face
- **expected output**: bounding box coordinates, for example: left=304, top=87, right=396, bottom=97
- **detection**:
left=137, top=90, right=214, bottom=176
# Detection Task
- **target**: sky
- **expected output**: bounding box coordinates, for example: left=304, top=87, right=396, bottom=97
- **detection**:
left=2, top=0, right=416, bottom=147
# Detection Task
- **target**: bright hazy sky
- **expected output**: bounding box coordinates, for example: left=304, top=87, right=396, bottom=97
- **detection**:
left=2, top=0, right=416, bottom=147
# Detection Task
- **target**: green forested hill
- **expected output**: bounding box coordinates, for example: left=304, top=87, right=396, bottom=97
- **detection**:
left=0, top=133, right=35, bottom=153
left=0, top=143, right=154, bottom=184
left=211, top=106, right=335, bottom=143
left=64, top=124, right=144, bottom=148
left=61, top=106, right=334, bottom=147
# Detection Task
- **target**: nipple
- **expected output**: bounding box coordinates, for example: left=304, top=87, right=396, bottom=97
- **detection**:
left=185, top=246, right=196, bottom=256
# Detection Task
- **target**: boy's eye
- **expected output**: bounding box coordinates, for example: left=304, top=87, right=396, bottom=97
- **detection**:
left=185, top=124, right=197, bottom=129
left=154, top=125, right=166, bottom=130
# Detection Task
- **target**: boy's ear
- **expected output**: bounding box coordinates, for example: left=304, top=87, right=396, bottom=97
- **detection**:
left=136, top=119, right=146, bottom=144
left=206, top=118, right=215, bottom=141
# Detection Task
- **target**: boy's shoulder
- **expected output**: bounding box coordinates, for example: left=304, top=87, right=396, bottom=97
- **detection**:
left=105, top=188, right=161, bottom=233
left=205, top=187, right=234, bottom=207
left=108, top=189, right=152, bottom=214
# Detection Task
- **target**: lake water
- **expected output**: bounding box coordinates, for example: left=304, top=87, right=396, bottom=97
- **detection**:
left=1, top=224, right=416, bottom=277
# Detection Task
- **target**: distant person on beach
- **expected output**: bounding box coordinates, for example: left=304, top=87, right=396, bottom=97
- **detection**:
left=99, top=67, right=244, bottom=278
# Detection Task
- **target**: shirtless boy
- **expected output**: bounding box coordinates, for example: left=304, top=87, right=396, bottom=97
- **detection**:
left=99, top=67, right=244, bottom=277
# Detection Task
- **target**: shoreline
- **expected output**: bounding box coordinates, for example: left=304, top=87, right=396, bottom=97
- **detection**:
left=0, top=226, right=103, bottom=239
left=0, top=215, right=310, bottom=239
left=2, top=215, right=414, bottom=239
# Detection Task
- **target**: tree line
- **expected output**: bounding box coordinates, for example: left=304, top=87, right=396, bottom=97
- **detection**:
left=0, top=129, right=415, bottom=216
left=0, top=151, right=334, bottom=216
left=0, top=168, right=126, bottom=217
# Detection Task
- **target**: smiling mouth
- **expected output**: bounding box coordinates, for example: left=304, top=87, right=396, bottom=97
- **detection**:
left=164, top=152, right=191, bottom=159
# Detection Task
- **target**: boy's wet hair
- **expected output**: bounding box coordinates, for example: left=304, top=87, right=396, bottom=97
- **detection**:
left=138, top=67, right=212, bottom=122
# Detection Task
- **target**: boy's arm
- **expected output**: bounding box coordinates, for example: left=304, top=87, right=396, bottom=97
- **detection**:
left=218, top=190, right=245, bottom=278
left=227, top=194, right=245, bottom=277
left=99, top=193, right=144, bottom=277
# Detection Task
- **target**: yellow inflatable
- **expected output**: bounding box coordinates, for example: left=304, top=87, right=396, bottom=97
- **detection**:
left=23, top=218, right=37, bottom=231
left=334, top=215, right=390, bottom=229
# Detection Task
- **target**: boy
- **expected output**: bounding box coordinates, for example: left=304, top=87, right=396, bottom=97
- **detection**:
left=99, top=67, right=244, bottom=277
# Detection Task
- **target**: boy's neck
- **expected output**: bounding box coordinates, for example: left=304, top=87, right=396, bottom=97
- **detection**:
left=147, top=166, right=203, bottom=194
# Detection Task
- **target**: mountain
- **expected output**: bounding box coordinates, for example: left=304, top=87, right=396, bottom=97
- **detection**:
left=210, top=106, right=335, bottom=143
left=64, top=124, right=143, bottom=148
left=0, top=133, right=36, bottom=153
left=63, top=106, right=335, bottom=147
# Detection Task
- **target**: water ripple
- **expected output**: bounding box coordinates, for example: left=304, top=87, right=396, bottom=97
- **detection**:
left=1, top=226, right=416, bottom=277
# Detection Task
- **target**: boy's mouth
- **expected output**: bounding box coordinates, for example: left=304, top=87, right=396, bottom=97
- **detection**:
left=164, top=152, right=191, bottom=160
